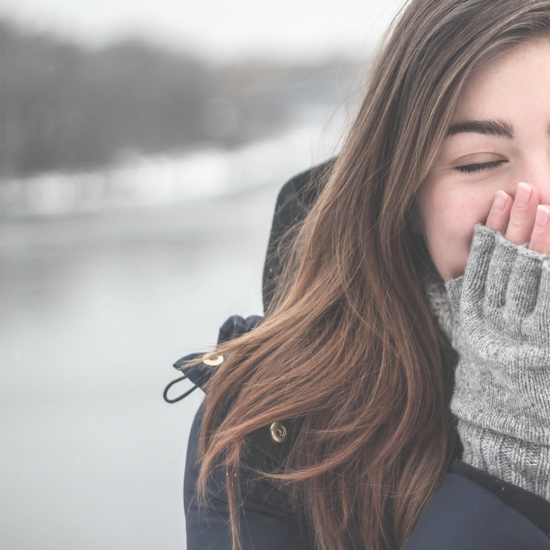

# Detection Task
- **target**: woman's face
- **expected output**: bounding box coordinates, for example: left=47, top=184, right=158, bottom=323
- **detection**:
left=415, top=39, right=550, bottom=282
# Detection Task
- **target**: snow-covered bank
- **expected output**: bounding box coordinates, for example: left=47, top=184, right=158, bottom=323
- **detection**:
left=1, top=119, right=344, bottom=218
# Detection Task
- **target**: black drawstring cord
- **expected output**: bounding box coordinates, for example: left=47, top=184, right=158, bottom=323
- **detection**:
left=163, top=374, right=198, bottom=403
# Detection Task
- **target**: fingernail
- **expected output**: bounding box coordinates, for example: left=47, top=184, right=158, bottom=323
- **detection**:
left=515, top=182, right=532, bottom=208
left=491, top=191, right=508, bottom=214
left=535, top=205, right=550, bottom=230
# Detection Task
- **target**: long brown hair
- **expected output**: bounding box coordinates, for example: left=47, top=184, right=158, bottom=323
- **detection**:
left=193, top=2, right=550, bottom=549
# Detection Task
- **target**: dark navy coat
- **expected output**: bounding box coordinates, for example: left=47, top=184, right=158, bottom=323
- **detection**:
left=167, top=164, right=550, bottom=550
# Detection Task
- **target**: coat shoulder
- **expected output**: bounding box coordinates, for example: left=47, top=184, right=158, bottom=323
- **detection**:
left=403, top=473, right=549, bottom=550
left=173, top=313, right=299, bottom=467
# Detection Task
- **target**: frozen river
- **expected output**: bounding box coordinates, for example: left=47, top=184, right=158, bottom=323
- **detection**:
left=0, top=179, right=290, bottom=549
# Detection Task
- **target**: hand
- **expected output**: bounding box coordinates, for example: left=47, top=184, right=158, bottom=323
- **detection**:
left=485, top=182, right=550, bottom=254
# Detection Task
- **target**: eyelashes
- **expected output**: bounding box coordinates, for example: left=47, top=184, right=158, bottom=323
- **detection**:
left=454, top=160, right=508, bottom=174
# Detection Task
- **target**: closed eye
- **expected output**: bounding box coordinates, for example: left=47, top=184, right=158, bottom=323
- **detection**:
left=454, top=160, right=508, bottom=174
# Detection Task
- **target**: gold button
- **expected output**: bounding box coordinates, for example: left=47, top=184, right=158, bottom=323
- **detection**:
left=269, top=421, right=288, bottom=443
left=203, top=354, right=224, bottom=366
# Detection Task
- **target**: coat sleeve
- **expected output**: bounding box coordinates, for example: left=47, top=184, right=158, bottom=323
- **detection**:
left=184, top=404, right=313, bottom=550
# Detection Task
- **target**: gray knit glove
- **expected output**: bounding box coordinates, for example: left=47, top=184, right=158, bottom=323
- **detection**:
left=445, top=224, right=550, bottom=502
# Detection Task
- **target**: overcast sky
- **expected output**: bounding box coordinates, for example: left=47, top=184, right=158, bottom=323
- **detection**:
left=0, top=0, right=407, bottom=64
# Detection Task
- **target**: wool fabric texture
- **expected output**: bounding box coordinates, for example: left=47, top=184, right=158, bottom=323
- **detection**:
left=426, top=224, right=550, bottom=502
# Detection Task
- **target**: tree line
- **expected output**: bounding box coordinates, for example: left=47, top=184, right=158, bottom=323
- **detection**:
left=0, top=19, right=360, bottom=179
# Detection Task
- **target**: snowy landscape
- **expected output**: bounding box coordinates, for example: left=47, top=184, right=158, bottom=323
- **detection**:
left=0, top=15, right=360, bottom=549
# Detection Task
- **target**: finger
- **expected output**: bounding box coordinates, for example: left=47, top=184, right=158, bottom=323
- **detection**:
left=486, top=190, right=512, bottom=233
left=505, top=182, right=539, bottom=245
left=504, top=250, right=542, bottom=321
left=529, top=205, right=550, bottom=255
left=485, top=232, right=517, bottom=311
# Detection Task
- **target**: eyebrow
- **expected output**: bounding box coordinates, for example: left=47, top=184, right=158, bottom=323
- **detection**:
left=447, top=119, right=515, bottom=139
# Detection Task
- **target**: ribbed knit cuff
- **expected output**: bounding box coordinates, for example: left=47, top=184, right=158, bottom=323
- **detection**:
left=458, top=422, right=550, bottom=501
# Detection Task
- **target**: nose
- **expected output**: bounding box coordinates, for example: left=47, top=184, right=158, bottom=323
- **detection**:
left=531, top=180, right=550, bottom=208
left=517, top=162, right=550, bottom=206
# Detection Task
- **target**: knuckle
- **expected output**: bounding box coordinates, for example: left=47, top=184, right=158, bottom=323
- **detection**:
left=508, top=216, right=527, bottom=229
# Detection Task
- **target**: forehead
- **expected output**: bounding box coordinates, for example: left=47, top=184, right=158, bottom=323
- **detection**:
left=453, top=39, right=550, bottom=123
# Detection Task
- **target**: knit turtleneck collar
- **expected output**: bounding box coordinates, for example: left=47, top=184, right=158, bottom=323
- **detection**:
left=421, top=266, right=454, bottom=343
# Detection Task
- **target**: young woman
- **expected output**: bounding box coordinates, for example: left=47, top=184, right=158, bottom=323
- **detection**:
left=166, top=0, right=550, bottom=548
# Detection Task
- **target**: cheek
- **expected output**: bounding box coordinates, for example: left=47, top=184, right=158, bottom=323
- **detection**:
left=419, top=185, right=494, bottom=281
left=424, top=214, right=471, bottom=281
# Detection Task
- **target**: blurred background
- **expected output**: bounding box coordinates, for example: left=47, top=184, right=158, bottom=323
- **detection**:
left=0, top=1, right=405, bottom=548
